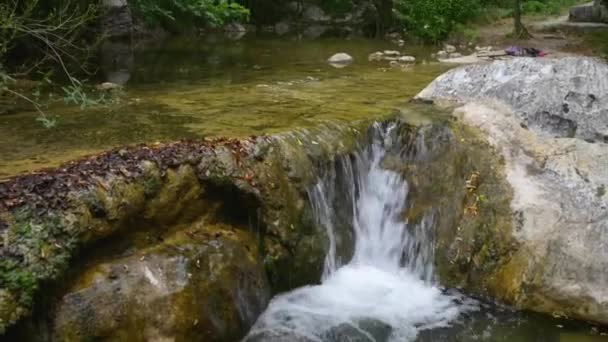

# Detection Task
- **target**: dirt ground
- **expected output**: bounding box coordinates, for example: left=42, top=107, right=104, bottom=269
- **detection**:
left=470, top=12, right=608, bottom=58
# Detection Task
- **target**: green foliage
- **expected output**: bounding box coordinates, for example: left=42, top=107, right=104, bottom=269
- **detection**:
left=131, top=0, right=250, bottom=31
left=0, top=1, right=101, bottom=127
left=62, top=79, right=100, bottom=109
left=0, top=208, right=78, bottom=312
left=394, top=0, right=481, bottom=42
left=452, top=23, right=481, bottom=43
left=0, top=260, right=37, bottom=306
left=520, top=0, right=581, bottom=15
left=316, top=0, right=353, bottom=17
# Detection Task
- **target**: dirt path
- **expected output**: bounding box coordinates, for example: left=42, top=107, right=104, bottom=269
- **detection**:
left=472, top=7, right=608, bottom=58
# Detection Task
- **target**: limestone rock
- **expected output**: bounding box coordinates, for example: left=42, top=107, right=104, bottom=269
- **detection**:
left=569, top=3, right=602, bottom=22
left=416, top=57, right=608, bottom=324
left=436, top=50, right=449, bottom=59
left=444, top=44, right=457, bottom=53
left=397, top=56, right=416, bottom=63
left=383, top=50, right=401, bottom=57
left=368, top=51, right=384, bottom=62
left=417, top=57, right=608, bottom=141
left=327, top=53, right=354, bottom=66
left=52, top=224, right=270, bottom=341
left=0, top=118, right=386, bottom=335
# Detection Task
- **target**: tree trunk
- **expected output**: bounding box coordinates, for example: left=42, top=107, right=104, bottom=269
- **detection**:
left=374, top=0, right=392, bottom=37
left=513, top=0, right=531, bottom=38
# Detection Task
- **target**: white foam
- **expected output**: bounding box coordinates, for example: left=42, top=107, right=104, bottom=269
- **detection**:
left=247, top=122, right=475, bottom=341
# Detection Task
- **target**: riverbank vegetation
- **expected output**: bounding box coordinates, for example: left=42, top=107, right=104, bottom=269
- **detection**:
left=0, top=0, right=597, bottom=126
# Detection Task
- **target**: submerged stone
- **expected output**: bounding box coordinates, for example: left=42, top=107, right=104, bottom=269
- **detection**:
left=327, top=53, right=354, bottom=66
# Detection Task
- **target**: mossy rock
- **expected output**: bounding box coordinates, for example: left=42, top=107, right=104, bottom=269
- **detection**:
left=0, top=117, right=391, bottom=336
left=33, top=222, right=270, bottom=342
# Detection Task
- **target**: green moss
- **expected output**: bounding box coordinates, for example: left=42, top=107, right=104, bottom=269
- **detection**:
left=144, top=165, right=203, bottom=223
left=0, top=260, right=37, bottom=307
left=1, top=116, right=420, bottom=335
left=406, top=121, right=519, bottom=295
left=142, top=172, right=162, bottom=198
left=0, top=207, right=80, bottom=333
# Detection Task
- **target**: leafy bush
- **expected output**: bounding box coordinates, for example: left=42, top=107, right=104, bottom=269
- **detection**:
left=393, top=0, right=481, bottom=42
left=131, top=0, right=250, bottom=31
left=316, top=0, right=353, bottom=17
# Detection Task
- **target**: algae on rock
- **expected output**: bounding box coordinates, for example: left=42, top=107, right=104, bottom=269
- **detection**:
left=0, top=118, right=397, bottom=339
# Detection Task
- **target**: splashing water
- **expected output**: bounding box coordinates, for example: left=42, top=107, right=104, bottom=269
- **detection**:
left=246, top=123, right=475, bottom=341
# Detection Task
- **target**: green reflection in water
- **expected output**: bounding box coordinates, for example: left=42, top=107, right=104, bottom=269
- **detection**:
left=0, top=37, right=448, bottom=178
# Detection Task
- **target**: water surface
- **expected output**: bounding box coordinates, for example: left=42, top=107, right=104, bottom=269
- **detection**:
left=0, top=37, right=446, bottom=178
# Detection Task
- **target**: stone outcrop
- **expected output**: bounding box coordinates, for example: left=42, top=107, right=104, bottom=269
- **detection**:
left=569, top=0, right=608, bottom=23
left=100, top=0, right=134, bottom=86
left=100, top=0, right=133, bottom=39
left=50, top=222, right=269, bottom=341
left=0, top=120, right=381, bottom=339
left=417, top=57, right=608, bottom=142
left=266, top=1, right=374, bottom=38
left=416, top=57, right=608, bottom=324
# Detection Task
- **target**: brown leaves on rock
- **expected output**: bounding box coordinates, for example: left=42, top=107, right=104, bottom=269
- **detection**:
left=0, top=135, right=272, bottom=214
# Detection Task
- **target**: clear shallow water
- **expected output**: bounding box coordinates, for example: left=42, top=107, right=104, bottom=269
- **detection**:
left=0, top=36, right=446, bottom=178
left=245, top=123, right=608, bottom=342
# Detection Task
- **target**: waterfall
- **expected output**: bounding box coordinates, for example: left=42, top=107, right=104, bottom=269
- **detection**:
left=245, top=122, right=474, bottom=342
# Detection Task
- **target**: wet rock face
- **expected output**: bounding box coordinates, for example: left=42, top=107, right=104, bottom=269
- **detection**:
left=417, top=57, right=608, bottom=142
left=51, top=224, right=269, bottom=341
left=417, top=57, right=608, bottom=324
left=0, top=121, right=376, bottom=337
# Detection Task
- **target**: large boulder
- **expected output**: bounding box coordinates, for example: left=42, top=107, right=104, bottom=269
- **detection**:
left=417, top=57, right=608, bottom=141
left=569, top=4, right=602, bottom=22
left=570, top=0, right=608, bottom=23
left=100, top=0, right=133, bottom=39
left=50, top=223, right=269, bottom=341
left=0, top=120, right=379, bottom=337
left=416, top=57, right=608, bottom=324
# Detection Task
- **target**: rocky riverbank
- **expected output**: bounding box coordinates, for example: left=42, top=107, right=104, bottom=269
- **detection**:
left=0, top=122, right=374, bottom=339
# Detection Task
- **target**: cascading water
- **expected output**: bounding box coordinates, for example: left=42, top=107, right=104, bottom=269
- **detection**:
left=245, top=123, right=475, bottom=342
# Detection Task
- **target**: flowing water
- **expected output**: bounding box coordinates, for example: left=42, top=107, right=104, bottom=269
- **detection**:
left=246, top=123, right=476, bottom=341
left=246, top=123, right=608, bottom=341
left=3, top=34, right=608, bottom=340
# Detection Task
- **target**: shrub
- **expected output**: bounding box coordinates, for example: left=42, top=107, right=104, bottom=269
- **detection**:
left=130, top=0, right=250, bottom=31
left=393, top=0, right=481, bottom=42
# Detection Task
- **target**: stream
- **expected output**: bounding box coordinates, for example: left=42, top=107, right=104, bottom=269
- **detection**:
left=2, top=36, right=607, bottom=341
left=0, top=37, right=444, bottom=178
left=245, top=123, right=606, bottom=341
left=246, top=123, right=473, bottom=341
